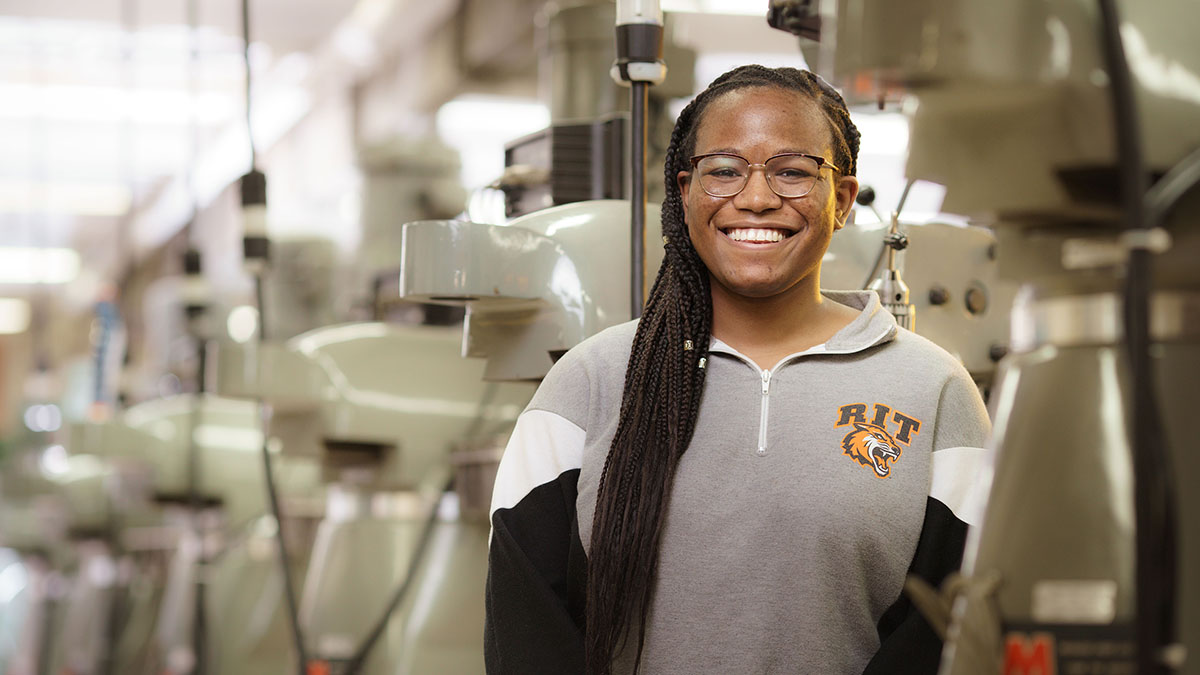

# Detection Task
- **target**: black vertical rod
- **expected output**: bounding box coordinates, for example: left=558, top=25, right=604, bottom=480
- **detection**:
left=630, top=80, right=648, bottom=319
left=241, top=0, right=257, bottom=168
left=241, top=0, right=303, bottom=669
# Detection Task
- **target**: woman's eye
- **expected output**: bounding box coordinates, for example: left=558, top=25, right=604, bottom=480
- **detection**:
left=775, top=168, right=813, bottom=179
left=707, top=168, right=742, bottom=178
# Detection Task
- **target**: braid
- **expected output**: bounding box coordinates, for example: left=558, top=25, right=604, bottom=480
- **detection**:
left=585, top=65, right=860, bottom=674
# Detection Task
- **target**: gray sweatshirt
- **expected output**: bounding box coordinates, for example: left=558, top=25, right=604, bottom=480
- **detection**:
left=486, top=290, right=992, bottom=674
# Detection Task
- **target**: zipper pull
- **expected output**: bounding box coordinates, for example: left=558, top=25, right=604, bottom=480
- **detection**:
left=761, top=369, right=771, bottom=394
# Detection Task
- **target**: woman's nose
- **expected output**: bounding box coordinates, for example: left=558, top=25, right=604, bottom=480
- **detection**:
left=733, top=167, right=782, bottom=211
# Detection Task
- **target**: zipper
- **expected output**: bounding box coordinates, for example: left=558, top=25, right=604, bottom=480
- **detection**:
left=757, top=369, right=771, bottom=456
left=706, top=324, right=893, bottom=458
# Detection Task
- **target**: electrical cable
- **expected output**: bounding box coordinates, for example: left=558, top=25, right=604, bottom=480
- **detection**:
left=186, top=336, right=209, bottom=675
left=1096, top=1, right=1178, bottom=673
left=341, top=478, right=452, bottom=675
left=1146, top=145, right=1200, bottom=228
left=859, top=242, right=887, bottom=292
left=861, top=178, right=914, bottom=291
left=254, top=274, right=309, bottom=675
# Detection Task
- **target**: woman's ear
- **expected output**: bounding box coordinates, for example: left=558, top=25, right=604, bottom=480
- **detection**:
left=833, top=174, right=859, bottom=230
left=677, top=170, right=691, bottom=223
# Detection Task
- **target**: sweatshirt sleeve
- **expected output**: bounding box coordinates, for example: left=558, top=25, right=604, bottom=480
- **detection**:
left=864, top=368, right=992, bottom=674
left=485, top=407, right=589, bottom=674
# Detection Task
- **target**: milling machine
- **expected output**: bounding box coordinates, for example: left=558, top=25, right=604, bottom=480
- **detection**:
left=215, top=321, right=536, bottom=674
left=769, top=0, right=1200, bottom=673
left=0, top=446, right=150, bottom=675
left=821, top=212, right=1018, bottom=392
left=69, top=394, right=321, bottom=675
left=0, top=450, right=75, bottom=675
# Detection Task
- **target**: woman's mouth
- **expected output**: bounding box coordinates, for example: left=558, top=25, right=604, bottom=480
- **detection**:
left=721, top=227, right=792, bottom=243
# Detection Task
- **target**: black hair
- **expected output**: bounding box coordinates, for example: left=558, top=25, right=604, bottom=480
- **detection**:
left=585, top=65, right=861, bottom=674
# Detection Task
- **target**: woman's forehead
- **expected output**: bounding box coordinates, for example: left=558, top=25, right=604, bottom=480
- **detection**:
left=693, top=87, right=831, bottom=155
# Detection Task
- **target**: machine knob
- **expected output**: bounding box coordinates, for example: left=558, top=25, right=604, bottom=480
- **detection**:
left=965, top=284, right=988, bottom=315
left=988, top=343, right=1009, bottom=362
left=855, top=185, right=876, bottom=206
left=928, top=285, right=950, bottom=306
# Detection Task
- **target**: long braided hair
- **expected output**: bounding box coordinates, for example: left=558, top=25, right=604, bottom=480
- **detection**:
left=585, top=65, right=862, bottom=674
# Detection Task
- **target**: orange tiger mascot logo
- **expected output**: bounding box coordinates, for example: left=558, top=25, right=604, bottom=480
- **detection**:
left=841, top=422, right=904, bottom=478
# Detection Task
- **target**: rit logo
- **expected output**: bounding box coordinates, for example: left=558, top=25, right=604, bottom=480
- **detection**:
left=835, top=403, right=922, bottom=444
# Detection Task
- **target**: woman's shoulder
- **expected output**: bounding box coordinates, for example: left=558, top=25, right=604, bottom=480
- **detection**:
left=885, top=327, right=977, bottom=383
left=528, top=319, right=637, bottom=408
left=552, top=319, right=638, bottom=374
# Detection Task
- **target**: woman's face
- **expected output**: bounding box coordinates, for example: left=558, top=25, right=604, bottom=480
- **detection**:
left=677, top=87, right=858, bottom=302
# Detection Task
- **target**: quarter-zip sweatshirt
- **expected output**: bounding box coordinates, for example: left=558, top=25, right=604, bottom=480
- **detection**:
left=486, top=290, right=992, bottom=674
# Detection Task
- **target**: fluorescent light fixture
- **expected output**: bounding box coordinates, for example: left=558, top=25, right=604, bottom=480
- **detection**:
left=0, top=248, right=81, bottom=285
left=0, top=181, right=131, bottom=217
left=0, top=298, right=31, bottom=333
left=0, top=83, right=236, bottom=126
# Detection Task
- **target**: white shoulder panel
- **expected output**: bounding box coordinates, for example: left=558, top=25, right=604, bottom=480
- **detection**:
left=929, top=445, right=991, bottom=527
left=489, top=408, right=586, bottom=516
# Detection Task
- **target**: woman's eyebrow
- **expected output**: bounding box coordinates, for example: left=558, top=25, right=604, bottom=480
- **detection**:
left=699, top=147, right=817, bottom=156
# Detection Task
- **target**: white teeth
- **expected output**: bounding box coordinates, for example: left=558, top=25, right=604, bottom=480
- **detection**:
left=727, top=228, right=785, bottom=243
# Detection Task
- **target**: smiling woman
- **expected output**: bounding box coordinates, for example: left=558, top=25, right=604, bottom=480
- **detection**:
left=677, top=85, right=861, bottom=362
left=485, top=65, right=992, bottom=675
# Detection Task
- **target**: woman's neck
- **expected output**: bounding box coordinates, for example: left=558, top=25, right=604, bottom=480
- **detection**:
left=709, top=278, right=857, bottom=370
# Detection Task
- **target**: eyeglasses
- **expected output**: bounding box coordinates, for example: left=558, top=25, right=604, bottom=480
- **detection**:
left=688, top=152, right=843, bottom=199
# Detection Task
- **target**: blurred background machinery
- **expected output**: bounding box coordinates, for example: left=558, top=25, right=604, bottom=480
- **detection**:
left=3, top=0, right=1187, bottom=674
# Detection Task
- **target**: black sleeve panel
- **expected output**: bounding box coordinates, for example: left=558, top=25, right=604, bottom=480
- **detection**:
left=863, top=497, right=968, bottom=675
left=485, top=468, right=588, bottom=675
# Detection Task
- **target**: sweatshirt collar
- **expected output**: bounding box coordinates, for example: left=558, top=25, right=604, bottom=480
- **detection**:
left=820, top=289, right=897, bottom=353
left=708, top=290, right=897, bottom=359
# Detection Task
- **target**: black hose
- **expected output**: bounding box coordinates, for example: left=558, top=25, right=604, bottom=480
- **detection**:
left=258, top=413, right=306, bottom=674
left=254, top=274, right=309, bottom=675
left=1146, top=145, right=1200, bottom=228
left=1095, top=1, right=1177, bottom=673
left=342, top=479, right=452, bottom=675
left=188, top=340, right=208, bottom=675
left=862, top=178, right=915, bottom=290
left=859, top=241, right=887, bottom=291
left=630, top=80, right=648, bottom=319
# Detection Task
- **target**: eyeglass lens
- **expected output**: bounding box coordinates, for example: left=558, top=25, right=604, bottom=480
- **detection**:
left=696, top=155, right=822, bottom=198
